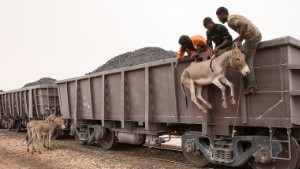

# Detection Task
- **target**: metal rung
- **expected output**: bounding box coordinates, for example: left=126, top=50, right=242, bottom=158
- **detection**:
left=272, top=139, right=289, bottom=143
left=272, top=156, right=291, bottom=161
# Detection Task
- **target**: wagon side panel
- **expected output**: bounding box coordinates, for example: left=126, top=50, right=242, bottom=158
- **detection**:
left=90, top=76, right=103, bottom=120
left=67, top=81, right=77, bottom=119
left=148, top=64, right=177, bottom=123
left=57, top=83, right=71, bottom=119
left=77, top=79, right=93, bottom=119
left=288, top=45, right=300, bottom=124
left=105, top=73, right=122, bottom=121
left=125, top=69, right=145, bottom=122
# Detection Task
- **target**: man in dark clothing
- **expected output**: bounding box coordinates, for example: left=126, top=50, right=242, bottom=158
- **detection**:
left=203, top=17, right=232, bottom=58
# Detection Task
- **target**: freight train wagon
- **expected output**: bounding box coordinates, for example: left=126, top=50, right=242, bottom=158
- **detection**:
left=0, top=84, right=60, bottom=134
left=56, top=36, right=300, bottom=169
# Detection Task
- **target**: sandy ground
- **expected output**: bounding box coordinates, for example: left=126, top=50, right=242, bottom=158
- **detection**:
left=0, top=129, right=252, bottom=169
left=0, top=129, right=199, bottom=169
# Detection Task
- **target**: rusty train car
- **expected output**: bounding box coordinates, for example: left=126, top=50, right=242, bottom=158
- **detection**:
left=55, top=36, right=300, bottom=169
left=0, top=84, right=60, bottom=133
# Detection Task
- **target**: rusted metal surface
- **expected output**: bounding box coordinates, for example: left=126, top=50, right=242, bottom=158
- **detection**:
left=0, top=84, right=60, bottom=121
left=56, top=36, right=300, bottom=136
left=54, top=36, right=300, bottom=168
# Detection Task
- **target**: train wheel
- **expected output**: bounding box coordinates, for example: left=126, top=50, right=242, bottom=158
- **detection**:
left=51, top=128, right=61, bottom=140
left=75, top=134, right=87, bottom=145
left=7, top=117, right=14, bottom=130
left=15, top=120, right=22, bottom=132
left=99, top=129, right=117, bottom=150
left=182, top=138, right=209, bottom=167
left=249, top=131, right=300, bottom=169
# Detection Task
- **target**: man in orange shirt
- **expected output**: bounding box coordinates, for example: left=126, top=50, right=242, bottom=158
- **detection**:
left=175, top=35, right=208, bottom=69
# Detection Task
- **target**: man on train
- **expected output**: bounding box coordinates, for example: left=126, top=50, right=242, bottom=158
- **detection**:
left=175, top=35, right=208, bottom=69
left=203, top=17, right=232, bottom=58
left=216, top=6, right=262, bottom=95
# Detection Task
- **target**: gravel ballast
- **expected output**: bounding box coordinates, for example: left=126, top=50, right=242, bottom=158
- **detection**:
left=0, top=129, right=252, bottom=169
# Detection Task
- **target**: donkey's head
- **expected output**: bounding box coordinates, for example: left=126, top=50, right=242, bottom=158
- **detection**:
left=230, top=43, right=250, bottom=76
left=53, top=116, right=66, bottom=130
left=45, top=110, right=57, bottom=122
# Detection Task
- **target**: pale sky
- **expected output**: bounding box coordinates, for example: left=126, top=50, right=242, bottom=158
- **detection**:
left=1, top=0, right=299, bottom=91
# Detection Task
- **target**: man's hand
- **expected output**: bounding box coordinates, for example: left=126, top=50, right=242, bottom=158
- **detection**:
left=210, top=47, right=219, bottom=58
left=191, top=53, right=199, bottom=63
left=191, top=53, right=198, bottom=59
left=212, top=47, right=219, bottom=56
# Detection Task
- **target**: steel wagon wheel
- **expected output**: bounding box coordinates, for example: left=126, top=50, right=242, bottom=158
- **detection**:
left=182, top=132, right=209, bottom=167
left=99, top=129, right=117, bottom=150
left=51, top=127, right=61, bottom=140
left=249, top=131, right=300, bottom=169
left=182, top=146, right=209, bottom=167
left=75, top=134, right=87, bottom=145
left=15, top=120, right=22, bottom=132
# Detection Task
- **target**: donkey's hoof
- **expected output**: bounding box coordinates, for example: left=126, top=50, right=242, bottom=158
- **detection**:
left=222, top=102, right=227, bottom=109
left=230, top=99, right=236, bottom=105
left=207, top=104, right=212, bottom=109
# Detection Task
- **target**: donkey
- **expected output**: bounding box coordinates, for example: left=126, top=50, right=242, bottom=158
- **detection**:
left=180, top=44, right=250, bottom=113
left=27, top=116, right=66, bottom=154
left=26, top=112, right=57, bottom=151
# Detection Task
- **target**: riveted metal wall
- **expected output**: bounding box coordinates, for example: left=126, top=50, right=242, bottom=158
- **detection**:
left=56, top=36, right=300, bottom=136
left=0, top=84, right=60, bottom=120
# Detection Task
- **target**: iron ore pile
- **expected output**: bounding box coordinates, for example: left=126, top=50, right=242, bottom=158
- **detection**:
left=89, top=47, right=176, bottom=74
left=23, top=77, right=57, bottom=88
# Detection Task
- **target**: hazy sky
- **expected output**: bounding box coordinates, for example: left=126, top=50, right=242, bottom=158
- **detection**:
left=0, top=0, right=299, bottom=91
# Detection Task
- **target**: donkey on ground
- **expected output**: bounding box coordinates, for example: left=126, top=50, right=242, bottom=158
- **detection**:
left=26, top=112, right=57, bottom=151
left=27, top=116, right=66, bottom=154
left=180, top=44, right=250, bottom=113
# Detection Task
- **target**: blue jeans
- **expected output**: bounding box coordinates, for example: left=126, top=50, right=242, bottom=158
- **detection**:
left=243, top=33, right=262, bottom=89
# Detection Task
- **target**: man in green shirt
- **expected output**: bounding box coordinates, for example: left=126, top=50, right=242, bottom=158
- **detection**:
left=216, top=7, right=262, bottom=94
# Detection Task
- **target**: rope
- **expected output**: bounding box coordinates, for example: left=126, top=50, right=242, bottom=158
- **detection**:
left=209, top=55, right=215, bottom=72
left=231, top=76, right=242, bottom=138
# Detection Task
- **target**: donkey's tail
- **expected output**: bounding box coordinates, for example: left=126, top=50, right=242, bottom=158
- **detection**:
left=181, top=84, right=188, bottom=109
left=181, top=70, right=190, bottom=109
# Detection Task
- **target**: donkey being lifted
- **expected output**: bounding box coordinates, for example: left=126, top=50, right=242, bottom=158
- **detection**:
left=181, top=44, right=250, bottom=113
